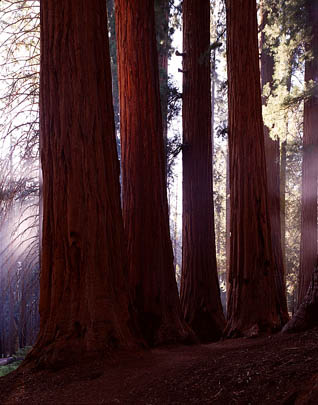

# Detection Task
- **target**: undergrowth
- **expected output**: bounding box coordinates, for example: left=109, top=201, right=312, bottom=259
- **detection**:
left=0, top=346, right=32, bottom=377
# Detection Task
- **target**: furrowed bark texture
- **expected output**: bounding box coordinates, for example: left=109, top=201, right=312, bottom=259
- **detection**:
left=115, top=0, right=194, bottom=346
left=260, top=10, right=289, bottom=325
left=225, top=0, right=282, bottom=337
left=180, top=0, right=225, bottom=342
left=27, top=0, right=135, bottom=368
left=298, top=0, right=318, bottom=306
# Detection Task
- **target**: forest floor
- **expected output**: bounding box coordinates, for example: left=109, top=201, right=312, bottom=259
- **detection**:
left=1, top=328, right=318, bottom=404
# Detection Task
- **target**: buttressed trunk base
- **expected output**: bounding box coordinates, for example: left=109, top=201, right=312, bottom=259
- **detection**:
left=24, top=0, right=136, bottom=368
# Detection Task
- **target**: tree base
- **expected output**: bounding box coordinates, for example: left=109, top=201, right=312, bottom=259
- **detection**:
left=282, top=264, right=318, bottom=334
left=21, top=328, right=141, bottom=371
left=186, top=311, right=225, bottom=343
left=225, top=321, right=281, bottom=338
left=138, top=311, right=197, bottom=347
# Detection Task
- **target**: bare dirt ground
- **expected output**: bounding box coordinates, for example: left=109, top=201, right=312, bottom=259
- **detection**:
left=1, top=328, right=318, bottom=404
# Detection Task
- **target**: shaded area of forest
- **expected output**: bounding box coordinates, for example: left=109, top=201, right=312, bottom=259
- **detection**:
left=1, top=328, right=318, bottom=404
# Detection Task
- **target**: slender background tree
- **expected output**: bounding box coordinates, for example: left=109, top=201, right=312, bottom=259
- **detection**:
left=260, top=4, right=289, bottom=324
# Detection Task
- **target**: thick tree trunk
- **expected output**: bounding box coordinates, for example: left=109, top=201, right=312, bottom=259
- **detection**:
left=25, top=0, right=136, bottom=368
left=115, top=0, right=194, bottom=346
left=283, top=259, right=318, bottom=333
left=180, top=0, right=225, bottom=342
left=260, top=10, right=289, bottom=325
left=298, top=0, right=318, bottom=306
left=225, top=0, right=282, bottom=337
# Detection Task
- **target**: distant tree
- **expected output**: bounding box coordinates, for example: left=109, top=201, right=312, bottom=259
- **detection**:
left=298, top=0, right=318, bottom=306
left=260, top=0, right=306, bottom=314
left=0, top=0, right=40, bottom=356
left=225, top=0, right=283, bottom=336
left=155, top=0, right=170, bottom=176
left=115, top=0, right=194, bottom=346
left=106, top=0, right=120, bottom=134
left=180, top=0, right=225, bottom=342
left=260, top=4, right=289, bottom=325
left=25, top=0, right=136, bottom=368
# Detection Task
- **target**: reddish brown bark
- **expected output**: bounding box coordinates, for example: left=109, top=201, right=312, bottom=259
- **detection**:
left=280, top=141, right=287, bottom=280
left=25, top=0, right=136, bottom=368
left=283, top=259, right=318, bottom=333
left=225, top=0, right=282, bottom=337
left=180, top=0, right=225, bottom=342
left=298, top=0, right=318, bottom=306
left=115, top=0, right=194, bottom=346
left=260, top=10, right=289, bottom=325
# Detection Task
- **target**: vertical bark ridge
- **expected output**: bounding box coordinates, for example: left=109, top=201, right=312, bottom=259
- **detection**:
left=26, top=0, right=136, bottom=368
left=115, top=0, right=194, bottom=346
left=180, top=0, right=225, bottom=342
left=260, top=9, right=289, bottom=325
left=225, top=0, right=282, bottom=337
left=299, top=0, right=318, bottom=306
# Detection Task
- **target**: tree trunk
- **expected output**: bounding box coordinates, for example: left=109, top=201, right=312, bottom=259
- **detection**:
left=225, top=0, right=282, bottom=337
left=115, top=0, right=194, bottom=346
left=9, top=280, right=17, bottom=356
left=25, top=0, right=136, bottom=368
left=19, top=277, right=27, bottom=349
left=180, top=0, right=225, bottom=342
left=282, top=259, right=318, bottom=333
left=298, top=0, right=318, bottom=306
left=280, top=140, right=287, bottom=279
left=260, top=9, right=289, bottom=325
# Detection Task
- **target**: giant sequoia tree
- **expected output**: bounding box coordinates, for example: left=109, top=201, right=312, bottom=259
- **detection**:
left=115, top=0, right=193, bottom=346
left=260, top=7, right=289, bottom=324
left=26, top=0, right=135, bottom=367
left=298, top=0, right=318, bottom=306
left=180, top=0, right=225, bottom=342
left=226, top=0, right=282, bottom=336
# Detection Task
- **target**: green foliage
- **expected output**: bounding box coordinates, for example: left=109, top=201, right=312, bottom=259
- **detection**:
left=282, top=80, right=318, bottom=108
left=261, top=0, right=310, bottom=143
left=260, top=0, right=308, bottom=313
left=0, top=346, right=31, bottom=377
left=166, top=130, right=182, bottom=184
left=0, top=362, right=21, bottom=377
left=285, top=137, right=302, bottom=313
